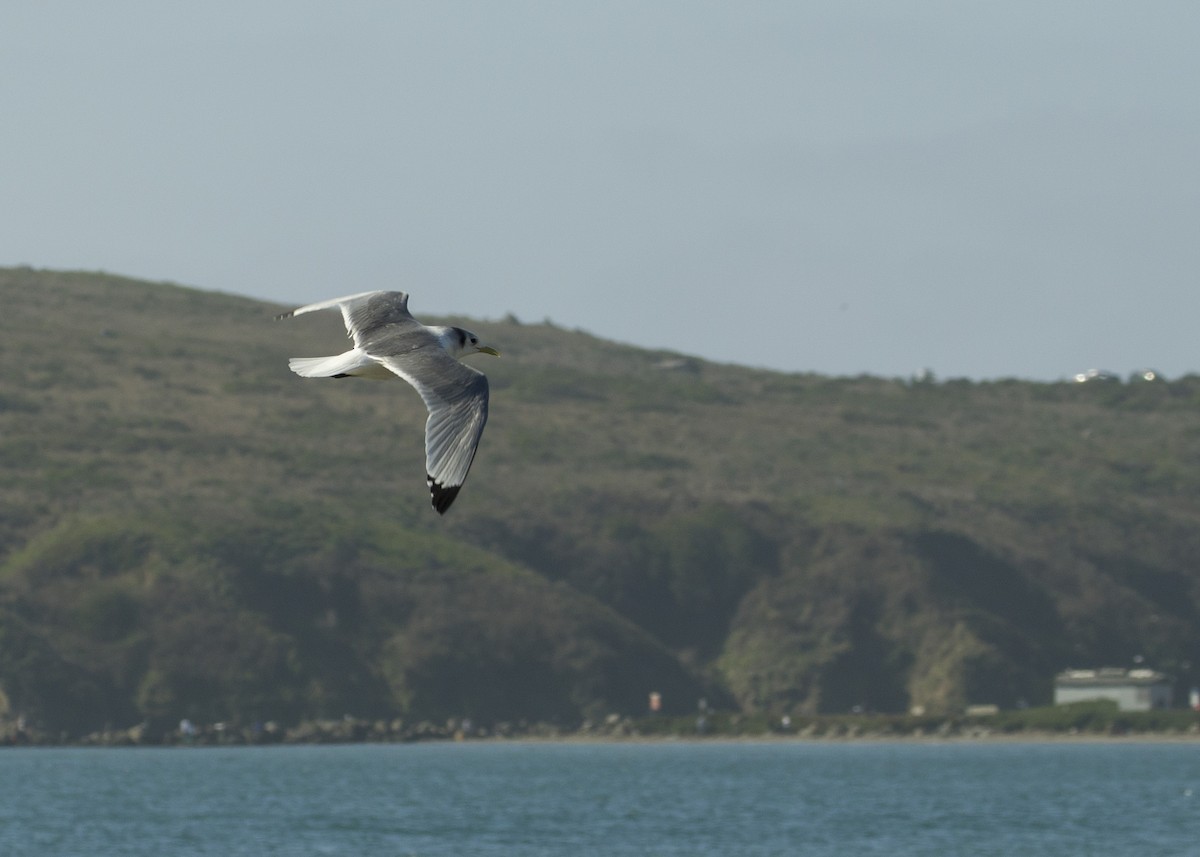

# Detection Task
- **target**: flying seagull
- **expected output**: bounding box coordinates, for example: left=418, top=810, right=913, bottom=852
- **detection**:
left=277, top=290, right=499, bottom=514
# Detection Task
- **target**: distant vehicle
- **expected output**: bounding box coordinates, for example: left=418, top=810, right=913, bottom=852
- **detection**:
left=1132, top=369, right=1163, bottom=382
left=1073, top=369, right=1120, bottom=383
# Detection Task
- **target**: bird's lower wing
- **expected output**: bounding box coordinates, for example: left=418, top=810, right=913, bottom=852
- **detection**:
left=379, top=352, right=490, bottom=514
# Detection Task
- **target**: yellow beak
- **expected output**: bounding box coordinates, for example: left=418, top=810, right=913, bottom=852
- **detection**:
left=477, top=346, right=500, bottom=357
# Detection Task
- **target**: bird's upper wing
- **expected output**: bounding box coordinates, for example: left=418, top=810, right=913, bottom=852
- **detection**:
left=276, top=291, right=415, bottom=349
left=378, top=344, right=490, bottom=514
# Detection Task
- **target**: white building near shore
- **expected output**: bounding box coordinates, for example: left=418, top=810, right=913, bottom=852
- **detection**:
left=1054, top=668, right=1173, bottom=712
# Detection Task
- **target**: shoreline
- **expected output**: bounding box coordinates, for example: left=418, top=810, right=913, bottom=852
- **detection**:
left=8, top=701, right=1199, bottom=748
left=7, top=724, right=1200, bottom=749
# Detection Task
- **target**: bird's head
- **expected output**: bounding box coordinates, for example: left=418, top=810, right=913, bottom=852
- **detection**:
left=451, top=327, right=500, bottom=359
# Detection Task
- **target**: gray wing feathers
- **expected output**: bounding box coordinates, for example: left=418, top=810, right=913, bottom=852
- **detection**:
left=344, top=292, right=414, bottom=345
left=381, top=351, right=489, bottom=507
left=278, top=291, right=414, bottom=348
left=276, top=290, right=381, bottom=320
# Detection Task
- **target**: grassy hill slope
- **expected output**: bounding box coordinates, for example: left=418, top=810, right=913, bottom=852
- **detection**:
left=2, top=268, right=1200, bottom=735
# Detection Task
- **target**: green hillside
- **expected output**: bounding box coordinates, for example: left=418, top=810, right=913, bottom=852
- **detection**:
left=2, top=267, right=1199, bottom=738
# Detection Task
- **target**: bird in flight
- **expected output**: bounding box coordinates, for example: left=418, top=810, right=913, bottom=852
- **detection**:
left=277, top=290, right=499, bottom=514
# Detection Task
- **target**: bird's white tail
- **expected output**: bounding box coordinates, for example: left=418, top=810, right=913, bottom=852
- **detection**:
left=287, top=349, right=391, bottom=379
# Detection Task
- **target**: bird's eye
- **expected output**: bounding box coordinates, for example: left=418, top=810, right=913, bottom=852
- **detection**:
left=470, top=337, right=478, bottom=345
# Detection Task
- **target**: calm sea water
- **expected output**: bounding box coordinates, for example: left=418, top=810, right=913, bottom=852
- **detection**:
left=2, top=741, right=1198, bottom=856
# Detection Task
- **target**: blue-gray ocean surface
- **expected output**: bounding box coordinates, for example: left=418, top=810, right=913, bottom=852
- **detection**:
left=2, top=741, right=1198, bottom=856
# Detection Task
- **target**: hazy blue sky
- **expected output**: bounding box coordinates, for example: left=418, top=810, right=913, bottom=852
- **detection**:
left=4, top=2, right=1198, bottom=379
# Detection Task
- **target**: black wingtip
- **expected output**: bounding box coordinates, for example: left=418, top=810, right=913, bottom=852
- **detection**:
left=428, top=477, right=462, bottom=515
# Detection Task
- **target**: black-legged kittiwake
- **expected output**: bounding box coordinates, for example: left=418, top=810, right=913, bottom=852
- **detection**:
left=277, top=290, right=499, bottom=514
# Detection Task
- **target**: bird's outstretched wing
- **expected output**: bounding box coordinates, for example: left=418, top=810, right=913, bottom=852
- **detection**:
left=276, top=291, right=415, bottom=349
left=380, top=347, right=490, bottom=514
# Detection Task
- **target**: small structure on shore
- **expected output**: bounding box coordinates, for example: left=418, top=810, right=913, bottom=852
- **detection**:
left=1054, top=668, right=1174, bottom=711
